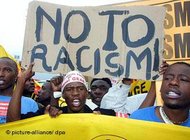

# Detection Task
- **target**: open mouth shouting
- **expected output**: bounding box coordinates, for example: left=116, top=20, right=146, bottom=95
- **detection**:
left=72, top=99, right=81, bottom=107
left=166, top=91, right=181, bottom=99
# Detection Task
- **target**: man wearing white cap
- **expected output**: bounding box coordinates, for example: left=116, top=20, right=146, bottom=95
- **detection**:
left=7, top=67, right=94, bottom=122
left=49, top=70, right=115, bottom=116
left=7, top=63, right=117, bottom=122
left=57, top=70, right=93, bottom=113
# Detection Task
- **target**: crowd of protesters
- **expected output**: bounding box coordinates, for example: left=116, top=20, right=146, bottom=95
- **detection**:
left=0, top=56, right=190, bottom=127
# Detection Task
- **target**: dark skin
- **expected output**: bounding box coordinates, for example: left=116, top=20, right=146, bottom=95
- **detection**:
left=48, top=61, right=170, bottom=117
left=138, top=81, right=156, bottom=109
left=50, top=76, right=63, bottom=92
left=7, top=65, right=90, bottom=121
left=90, top=80, right=111, bottom=106
left=159, top=60, right=169, bottom=75
left=49, top=75, right=63, bottom=107
left=20, top=66, right=35, bottom=97
left=63, top=82, right=88, bottom=113
left=0, top=57, right=18, bottom=96
left=156, top=63, right=190, bottom=124
left=23, top=78, right=35, bottom=97
left=139, top=60, right=169, bottom=109
left=47, top=61, right=170, bottom=117
left=36, top=81, right=52, bottom=107
left=6, top=63, right=59, bottom=122
left=6, top=63, right=35, bottom=122
left=35, top=77, right=64, bottom=113
left=47, top=77, right=88, bottom=114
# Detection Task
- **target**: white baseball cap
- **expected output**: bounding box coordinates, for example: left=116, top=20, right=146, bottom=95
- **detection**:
left=61, top=71, right=88, bottom=92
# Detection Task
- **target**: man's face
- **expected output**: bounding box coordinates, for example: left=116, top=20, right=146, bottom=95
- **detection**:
left=37, top=82, right=53, bottom=102
left=0, top=58, right=17, bottom=90
left=90, top=80, right=111, bottom=106
left=160, top=63, right=190, bottom=109
left=63, top=82, right=88, bottom=113
left=37, top=82, right=52, bottom=102
left=23, top=78, right=35, bottom=95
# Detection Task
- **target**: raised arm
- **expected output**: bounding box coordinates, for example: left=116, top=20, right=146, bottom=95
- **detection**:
left=49, top=75, right=63, bottom=107
left=138, top=81, right=156, bottom=109
left=43, top=75, right=63, bottom=118
left=139, top=60, right=169, bottom=109
left=6, top=63, right=35, bottom=122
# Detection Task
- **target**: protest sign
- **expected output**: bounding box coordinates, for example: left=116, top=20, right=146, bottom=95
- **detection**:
left=119, top=0, right=190, bottom=63
left=22, top=1, right=165, bottom=80
left=118, top=0, right=190, bottom=103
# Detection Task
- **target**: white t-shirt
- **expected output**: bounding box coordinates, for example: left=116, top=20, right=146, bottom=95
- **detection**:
left=100, top=82, right=150, bottom=114
left=86, top=99, right=98, bottom=110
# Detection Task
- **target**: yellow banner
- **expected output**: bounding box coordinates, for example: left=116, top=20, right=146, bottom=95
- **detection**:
left=0, top=114, right=189, bottom=140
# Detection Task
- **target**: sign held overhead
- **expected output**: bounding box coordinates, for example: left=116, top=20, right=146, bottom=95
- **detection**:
left=22, top=1, right=165, bottom=80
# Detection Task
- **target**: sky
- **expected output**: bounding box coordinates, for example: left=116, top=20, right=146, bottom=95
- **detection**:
left=0, top=0, right=136, bottom=59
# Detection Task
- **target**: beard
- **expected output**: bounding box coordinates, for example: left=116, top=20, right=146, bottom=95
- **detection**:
left=164, top=102, right=190, bottom=110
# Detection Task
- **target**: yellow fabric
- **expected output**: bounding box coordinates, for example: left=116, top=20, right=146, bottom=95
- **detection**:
left=58, top=97, right=67, bottom=107
left=34, top=80, right=42, bottom=88
left=0, top=45, right=21, bottom=72
left=0, top=114, right=189, bottom=140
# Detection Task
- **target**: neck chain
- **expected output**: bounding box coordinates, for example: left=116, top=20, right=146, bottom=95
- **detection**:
left=159, top=107, right=189, bottom=125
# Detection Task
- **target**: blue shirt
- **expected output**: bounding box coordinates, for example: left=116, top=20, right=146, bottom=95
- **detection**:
left=0, top=95, right=39, bottom=124
left=130, top=106, right=190, bottom=127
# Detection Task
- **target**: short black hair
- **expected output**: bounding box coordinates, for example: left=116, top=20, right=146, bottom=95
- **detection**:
left=90, top=78, right=112, bottom=87
left=164, top=62, right=190, bottom=75
left=171, top=61, right=190, bottom=68
left=0, top=57, right=18, bottom=75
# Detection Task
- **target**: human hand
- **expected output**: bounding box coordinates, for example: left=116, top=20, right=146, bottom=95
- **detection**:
left=18, top=63, right=35, bottom=82
left=159, top=60, right=169, bottom=75
left=50, top=76, right=63, bottom=92
left=93, top=111, right=101, bottom=115
left=44, top=105, right=63, bottom=118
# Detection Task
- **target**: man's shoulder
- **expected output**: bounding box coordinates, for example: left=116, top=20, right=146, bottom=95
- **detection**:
left=21, top=96, right=36, bottom=102
left=21, top=96, right=38, bottom=108
left=20, top=96, right=39, bottom=114
left=0, top=95, right=11, bottom=100
left=130, top=106, right=156, bottom=118
left=133, top=106, right=156, bottom=113
left=84, top=105, right=93, bottom=113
